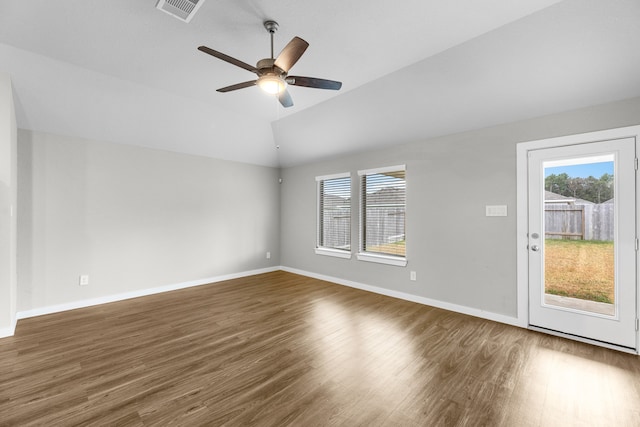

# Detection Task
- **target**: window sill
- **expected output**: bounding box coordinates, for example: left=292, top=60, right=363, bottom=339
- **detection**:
left=357, top=252, right=407, bottom=267
left=315, top=247, right=352, bottom=259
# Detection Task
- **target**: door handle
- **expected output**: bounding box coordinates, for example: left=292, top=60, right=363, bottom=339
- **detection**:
left=531, top=245, right=540, bottom=252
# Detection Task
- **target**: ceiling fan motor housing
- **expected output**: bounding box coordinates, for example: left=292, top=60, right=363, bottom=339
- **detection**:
left=257, top=58, right=285, bottom=78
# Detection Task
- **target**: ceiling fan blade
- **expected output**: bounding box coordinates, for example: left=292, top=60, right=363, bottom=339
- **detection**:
left=216, top=80, right=257, bottom=92
left=278, top=89, right=294, bottom=108
left=274, top=37, right=309, bottom=72
left=287, top=76, right=342, bottom=90
left=198, top=46, right=258, bottom=74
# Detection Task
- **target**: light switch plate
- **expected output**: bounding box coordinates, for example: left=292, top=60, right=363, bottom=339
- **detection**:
left=486, top=205, right=508, bottom=217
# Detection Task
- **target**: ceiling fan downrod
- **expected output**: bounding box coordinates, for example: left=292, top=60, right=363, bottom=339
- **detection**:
left=264, top=20, right=279, bottom=59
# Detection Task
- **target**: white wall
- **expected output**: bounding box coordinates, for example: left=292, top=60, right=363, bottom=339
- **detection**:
left=10, top=95, right=640, bottom=325
left=17, top=130, right=281, bottom=313
left=0, top=72, right=17, bottom=336
left=280, top=96, right=640, bottom=321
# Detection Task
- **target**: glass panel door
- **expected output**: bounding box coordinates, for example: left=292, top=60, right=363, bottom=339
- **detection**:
left=528, top=138, right=636, bottom=349
left=543, top=155, right=615, bottom=316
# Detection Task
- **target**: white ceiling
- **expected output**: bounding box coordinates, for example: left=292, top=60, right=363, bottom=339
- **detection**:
left=1, top=0, right=639, bottom=167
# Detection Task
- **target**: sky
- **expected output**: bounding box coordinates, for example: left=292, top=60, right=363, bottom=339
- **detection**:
left=323, top=177, right=351, bottom=198
left=544, top=161, right=614, bottom=178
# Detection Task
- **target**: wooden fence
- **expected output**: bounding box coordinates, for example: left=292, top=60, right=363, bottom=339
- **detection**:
left=320, top=208, right=350, bottom=249
left=545, top=203, right=614, bottom=241
left=364, top=208, right=405, bottom=247
left=321, top=207, right=405, bottom=249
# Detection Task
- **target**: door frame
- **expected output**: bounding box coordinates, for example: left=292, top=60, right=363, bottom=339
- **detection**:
left=516, top=125, right=640, bottom=354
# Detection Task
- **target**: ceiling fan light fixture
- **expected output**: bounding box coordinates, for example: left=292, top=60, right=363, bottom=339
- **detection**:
left=257, top=75, right=287, bottom=94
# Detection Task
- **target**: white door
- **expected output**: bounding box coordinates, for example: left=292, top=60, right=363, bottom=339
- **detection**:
left=528, top=137, right=637, bottom=349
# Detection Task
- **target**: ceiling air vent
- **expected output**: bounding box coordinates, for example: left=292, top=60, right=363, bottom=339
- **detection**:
left=156, top=0, right=205, bottom=23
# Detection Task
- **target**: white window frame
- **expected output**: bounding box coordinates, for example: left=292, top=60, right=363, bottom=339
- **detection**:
left=357, top=165, right=407, bottom=267
left=315, top=172, right=352, bottom=259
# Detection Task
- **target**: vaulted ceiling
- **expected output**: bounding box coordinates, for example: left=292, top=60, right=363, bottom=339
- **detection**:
left=1, top=0, right=639, bottom=167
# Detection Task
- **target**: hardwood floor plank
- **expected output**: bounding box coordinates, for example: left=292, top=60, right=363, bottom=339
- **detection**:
left=1, top=271, right=639, bottom=426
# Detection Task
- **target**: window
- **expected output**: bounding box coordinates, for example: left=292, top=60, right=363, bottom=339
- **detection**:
left=358, top=165, right=407, bottom=266
left=316, top=173, right=351, bottom=258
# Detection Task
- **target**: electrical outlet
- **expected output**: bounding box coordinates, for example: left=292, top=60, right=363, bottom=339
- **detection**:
left=266, top=252, right=271, bottom=259
left=410, top=271, right=417, bottom=281
left=79, top=275, right=89, bottom=286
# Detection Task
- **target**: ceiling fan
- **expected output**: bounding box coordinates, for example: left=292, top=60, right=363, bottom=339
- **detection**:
left=198, top=20, right=342, bottom=108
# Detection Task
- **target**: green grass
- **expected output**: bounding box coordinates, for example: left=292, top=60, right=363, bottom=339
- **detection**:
left=544, top=239, right=614, bottom=304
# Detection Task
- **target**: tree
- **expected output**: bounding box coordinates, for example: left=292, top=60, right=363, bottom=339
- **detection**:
left=567, top=177, right=585, bottom=198
left=544, top=172, right=614, bottom=203
left=545, top=173, right=570, bottom=195
left=595, top=173, right=614, bottom=203
left=582, top=176, right=599, bottom=202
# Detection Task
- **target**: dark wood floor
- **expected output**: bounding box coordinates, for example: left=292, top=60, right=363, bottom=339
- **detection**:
left=1, top=271, right=639, bottom=426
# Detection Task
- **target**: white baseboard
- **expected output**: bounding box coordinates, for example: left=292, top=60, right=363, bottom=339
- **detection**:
left=0, top=316, right=18, bottom=338
left=12, top=265, right=521, bottom=332
left=16, top=266, right=280, bottom=320
left=281, top=266, right=522, bottom=328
